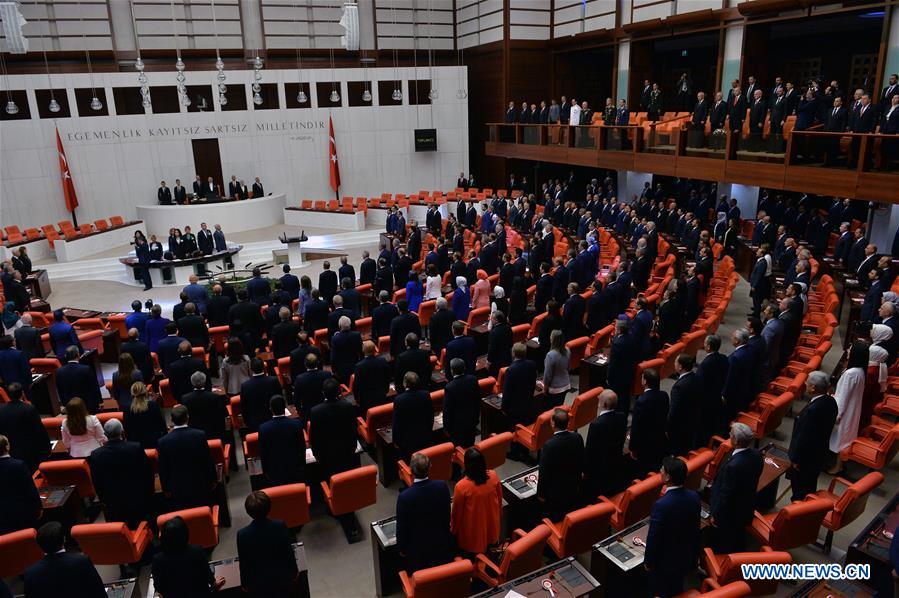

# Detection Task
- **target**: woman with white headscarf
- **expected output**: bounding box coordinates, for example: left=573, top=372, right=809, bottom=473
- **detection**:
left=828, top=341, right=869, bottom=474
left=860, top=324, right=894, bottom=429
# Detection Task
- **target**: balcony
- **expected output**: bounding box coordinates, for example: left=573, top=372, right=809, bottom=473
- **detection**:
left=485, top=122, right=898, bottom=203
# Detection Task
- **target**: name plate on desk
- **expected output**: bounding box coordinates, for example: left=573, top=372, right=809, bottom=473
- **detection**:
left=502, top=466, right=539, bottom=499
left=372, top=516, right=398, bottom=548
left=594, top=518, right=650, bottom=572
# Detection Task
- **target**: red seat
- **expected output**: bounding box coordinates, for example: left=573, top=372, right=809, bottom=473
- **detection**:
left=561, top=387, right=601, bottom=431
left=812, top=471, right=884, bottom=553
left=321, top=465, right=378, bottom=516
left=109, top=216, right=125, bottom=227
left=157, top=506, right=220, bottom=548
left=599, top=474, right=663, bottom=531
left=0, top=528, right=44, bottom=578
left=70, top=522, right=153, bottom=565
left=840, top=418, right=899, bottom=470
left=397, top=442, right=454, bottom=486
left=93, top=219, right=109, bottom=231
left=38, top=459, right=96, bottom=499
left=512, top=408, right=554, bottom=454
left=748, top=497, right=833, bottom=551
left=262, top=483, right=312, bottom=529
left=702, top=547, right=792, bottom=596
left=357, top=403, right=394, bottom=446
left=681, top=448, right=714, bottom=491
left=474, top=525, right=551, bottom=587
left=453, top=432, right=512, bottom=469
left=543, top=502, right=615, bottom=558
left=565, top=336, right=589, bottom=372
left=399, top=559, right=475, bottom=598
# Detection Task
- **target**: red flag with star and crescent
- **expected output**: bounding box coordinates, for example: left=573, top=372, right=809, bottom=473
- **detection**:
left=328, top=116, right=340, bottom=194
left=55, top=127, right=79, bottom=212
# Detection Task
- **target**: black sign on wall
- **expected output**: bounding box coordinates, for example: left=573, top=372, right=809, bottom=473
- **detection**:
left=414, top=128, right=437, bottom=152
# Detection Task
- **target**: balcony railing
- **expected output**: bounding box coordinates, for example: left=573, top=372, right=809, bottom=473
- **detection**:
left=485, top=123, right=898, bottom=202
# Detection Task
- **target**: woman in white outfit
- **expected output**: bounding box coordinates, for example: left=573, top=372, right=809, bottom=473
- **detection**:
left=424, top=264, right=442, bottom=301
left=828, top=341, right=869, bottom=474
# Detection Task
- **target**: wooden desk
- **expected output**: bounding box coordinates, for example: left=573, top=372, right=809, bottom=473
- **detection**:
left=755, top=444, right=791, bottom=510
left=25, top=269, right=51, bottom=300
left=791, top=579, right=876, bottom=598
left=846, top=489, right=899, bottom=596
left=30, top=372, right=60, bottom=416
left=374, top=413, right=444, bottom=487
left=590, top=517, right=651, bottom=597
left=480, top=394, right=505, bottom=439
left=371, top=515, right=401, bottom=597
left=38, top=484, right=82, bottom=534
left=469, top=323, right=490, bottom=357
left=501, top=465, right=541, bottom=531
left=472, top=558, right=600, bottom=598
left=579, top=352, right=608, bottom=394
left=246, top=441, right=364, bottom=491
left=61, top=307, right=101, bottom=322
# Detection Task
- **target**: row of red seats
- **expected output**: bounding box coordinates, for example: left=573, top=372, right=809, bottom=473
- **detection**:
left=3, top=216, right=126, bottom=248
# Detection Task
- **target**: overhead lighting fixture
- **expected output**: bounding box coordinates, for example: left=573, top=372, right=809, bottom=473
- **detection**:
left=0, top=43, right=18, bottom=114
left=294, top=0, right=308, bottom=103
left=77, top=0, right=102, bottom=110
left=171, top=0, right=190, bottom=107
left=329, top=48, right=340, bottom=102
left=252, top=54, right=263, bottom=105
left=391, top=5, right=402, bottom=101
left=34, top=1, right=61, bottom=113
left=128, top=0, right=151, bottom=110
left=211, top=0, right=227, bottom=106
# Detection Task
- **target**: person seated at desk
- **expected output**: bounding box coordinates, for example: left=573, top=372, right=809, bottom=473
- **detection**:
left=644, top=457, right=701, bottom=598
left=24, top=521, right=105, bottom=598
left=451, top=446, right=503, bottom=557
left=48, top=309, right=82, bottom=360
left=259, top=395, right=305, bottom=485
left=442, top=358, right=480, bottom=449
left=111, top=352, right=143, bottom=410
left=0, top=383, right=50, bottom=473
left=152, top=516, right=225, bottom=597
left=309, top=378, right=359, bottom=480
left=158, top=405, right=217, bottom=510
left=353, top=341, right=391, bottom=417
left=237, top=491, right=299, bottom=597
left=537, top=409, right=584, bottom=523
left=124, top=382, right=166, bottom=450
left=57, top=346, right=102, bottom=413
left=61, top=397, right=106, bottom=459
left=396, top=453, right=452, bottom=573
left=89, top=418, right=154, bottom=530
left=0, top=433, right=41, bottom=535
left=392, top=372, right=434, bottom=461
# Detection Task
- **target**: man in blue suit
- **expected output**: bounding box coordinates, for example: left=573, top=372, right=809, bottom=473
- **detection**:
left=47, top=309, right=81, bottom=359
left=125, top=300, right=150, bottom=340
left=155, top=322, right=187, bottom=376
left=0, top=335, right=31, bottom=395
left=279, top=264, right=301, bottom=300
left=259, top=395, right=305, bottom=485
left=24, top=522, right=105, bottom=597
left=158, top=405, right=217, bottom=510
left=56, top=346, right=101, bottom=413
left=607, top=319, right=639, bottom=415
left=0, top=434, right=42, bottom=534
left=709, top=422, right=763, bottom=553
left=630, top=296, right=654, bottom=359
left=722, top=329, right=754, bottom=421
left=246, top=267, right=272, bottom=306
left=182, top=275, right=209, bottom=314
left=644, top=457, right=700, bottom=597
left=213, top=224, right=227, bottom=251
left=749, top=246, right=771, bottom=318
left=615, top=99, right=629, bottom=125
left=395, top=453, right=452, bottom=573
left=443, top=321, right=477, bottom=377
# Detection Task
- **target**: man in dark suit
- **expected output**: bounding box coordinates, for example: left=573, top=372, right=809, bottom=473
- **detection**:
left=694, top=330, right=728, bottom=444
left=229, top=289, right=264, bottom=348
left=309, top=378, right=360, bottom=480
left=0, top=382, right=50, bottom=472
left=428, top=297, right=456, bottom=358
left=55, top=346, right=101, bottom=413
left=631, top=296, right=654, bottom=359
left=561, top=282, right=586, bottom=341
left=607, top=319, right=639, bottom=415
left=487, top=311, right=513, bottom=377
left=157, top=180, right=173, bottom=204
left=120, top=328, right=153, bottom=384
left=245, top=268, right=271, bottom=307
left=167, top=341, right=209, bottom=404
left=395, top=333, right=432, bottom=390
left=390, top=300, right=422, bottom=358
left=747, top=90, right=766, bottom=150
left=728, top=88, right=748, bottom=147
left=502, top=342, right=538, bottom=432
left=629, top=369, right=669, bottom=476
left=0, top=334, right=31, bottom=393
left=644, top=458, right=701, bottom=597
left=788, top=371, right=838, bottom=501
left=689, top=91, right=709, bottom=147
left=13, top=313, right=41, bottom=362
left=192, top=174, right=203, bottom=196
left=237, top=492, right=298, bottom=596
left=317, top=261, right=338, bottom=304
left=583, top=390, right=627, bottom=498
left=89, top=419, right=155, bottom=529
left=768, top=87, right=787, bottom=148
left=0, top=434, right=41, bottom=534
left=353, top=341, right=391, bottom=416
left=173, top=179, right=187, bottom=204
left=156, top=322, right=187, bottom=375
left=181, top=371, right=226, bottom=444
left=371, top=292, right=399, bottom=340
left=444, top=321, right=477, bottom=378
left=337, top=257, right=356, bottom=290
left=823, top=97, right=848, bottom=164
left=392, top=372, right=434, bottom=460
left=359, top=250, right=377, bottom=286
left=442, top=358, right=480, bottom=448
left=667, top=355, right=701, bottom=456
left=832, top=223, right=852, bottom=265
left=534, top=262, right=554, bottom=315
left=250, top=176, right=264, bottom=197
left=292, top=354, right=332, bottom=421
left=337, top=279, right=362, bottom=318
left=269, top=307, right=300, bottom=360
left=196, top=222, right=214, bottom=255
left=301, top=290, right=329, bottom=335
left=205, top=285, right=233, bottom=328
left=279, top=264, right=300, bottom=300
left=709, top=422, right=763, bottom=553
left=538, top=409, right=584, bottom=522
left=722, top=330, right=754, bottom=420
left=330, top=315, right=362, bottom=385
left=847, top=229, right=869, bottom=273
left=850, top=94, right=877, bottom=167
left=259, top=395, right=305, bottom=485
left=24, top=522, right=105, bottom=597
left=749, top=246, right=771, bottom=318
left=177, top=303, right=208, bottom=349
left=856, top=243, right=879, bottom=288
left=239, top=358, right=281, bottom=432
left=395, top=453, right=452, bottom=573
left=709, top=92, right=727, bottom=131
left=158, top=405, right=217, bottom=509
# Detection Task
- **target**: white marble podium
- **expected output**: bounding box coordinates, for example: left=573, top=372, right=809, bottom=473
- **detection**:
left=136, top=194, right=287, bottom=237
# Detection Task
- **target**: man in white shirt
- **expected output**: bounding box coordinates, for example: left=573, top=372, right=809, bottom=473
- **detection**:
left=569, top=99, right=581, bottom=126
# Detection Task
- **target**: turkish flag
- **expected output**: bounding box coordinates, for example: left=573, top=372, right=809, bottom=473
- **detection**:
left=328, top=116, right=340, bottom=194
left=55, top=127, right=79, bottom=212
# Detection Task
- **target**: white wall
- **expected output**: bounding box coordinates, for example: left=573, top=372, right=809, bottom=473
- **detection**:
left=618, top=170, right=653, bottom=202
left=0, top=66, right=469, bottom=230
left=717, top=183, right=760, bottom=220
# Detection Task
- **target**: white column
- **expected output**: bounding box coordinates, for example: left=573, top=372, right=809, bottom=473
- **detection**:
left=721, top=23, right=744, bottom=97
left=868, top=203, right=899, bottom=254
left=616, top=40, right=630, bottom=104
left=883, top=8, right=899, bottom=90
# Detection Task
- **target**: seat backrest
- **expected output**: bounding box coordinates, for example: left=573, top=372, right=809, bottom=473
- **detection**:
left=720, top=550, right=792, bottom=595
left=418, top=300, right=436, bottom=327
left=93, top=219, right=109, bottom=231
left=157, top=506, right=218, bottom=548
left=528, top=409, right=556, bottom=450
left=70, top=522, right=136, bottom=563
left=511, top=323, right=530, bottom=344
left=616, top=474, right=662, bottom=529
left=262, top=483, right=311, bottom=528
left=417, top=442, right=454, bottom=480
left=355, top=316, right=372, bottom=339
left=410, top=559, right=475, bottom=598
left=566, top=336, right=589, bottom=371
left=466, top=306, right=490, bottom=330
left=0, top=528, right=44, bottom=578
left=831, top=472, right=884, bottom=529
left=30, top=357, right=60, bottom=375
left=567, top=387, right=601, bottom=431
left=478, top=432, right=512, bottom=469
left=39, top=459, right=95, bottom=498
left=361, top=403, right=394, bottom=443
left=501, top=524, right=551, bottom=581
left=681, top=448, right=714, bottom=491
left=477, top=377, right=497, bottom=398
left=243, top=432, right=259, bottom=459
left=769, top=498, right=832, bottom=550
left=109, top=215, right=125, bottom=226
left=328, top=465, right=378, bottom=516
left=558, top=502, right=615, bottom=557
left=528, top=311, right=548, bottom=338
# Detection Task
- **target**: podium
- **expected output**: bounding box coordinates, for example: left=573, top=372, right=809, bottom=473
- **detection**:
left=280, top=232, right=309, bottom=269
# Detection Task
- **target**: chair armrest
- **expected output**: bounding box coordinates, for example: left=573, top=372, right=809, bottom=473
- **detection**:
left=700, top=578, right=722, bottom=592
left=828, top=476, right=852, bottom=495
left=475, top=553, right=503, bottom=576
left=320, top=481, right=332, bottom=502
left=541, top=518, right=563, bottom=538
left=211, top=505, right=220, bottom=527
left=399, top=571, right=414, bottom=596
left=512, top=528, right=527, bottom=541
left=702, top=547, right=722, bottom=578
